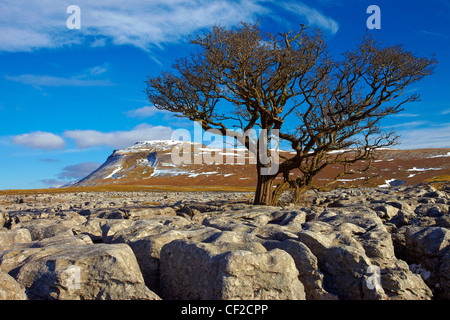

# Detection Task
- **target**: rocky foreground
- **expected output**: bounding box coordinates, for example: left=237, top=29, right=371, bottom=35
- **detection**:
left=0, top=185, right=449, bottom=300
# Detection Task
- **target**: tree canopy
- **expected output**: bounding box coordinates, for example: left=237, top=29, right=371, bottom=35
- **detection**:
left=145, top=23, right=437, bottom=205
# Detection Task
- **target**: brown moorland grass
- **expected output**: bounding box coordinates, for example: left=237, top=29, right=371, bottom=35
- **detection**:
left=0, top=184, right=256, bottom=196
left=425, top=175, right=450, bottom=190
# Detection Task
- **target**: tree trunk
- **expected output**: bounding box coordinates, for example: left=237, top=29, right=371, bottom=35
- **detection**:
left=254, top=168, right=276, bottom=205
left=290, top=176, right=312, bottom=204
left=271, top=181, right=290, bottom=206
left=253, top=132, right=278, bottom=206
left=291, top=185, right=307, bottom=204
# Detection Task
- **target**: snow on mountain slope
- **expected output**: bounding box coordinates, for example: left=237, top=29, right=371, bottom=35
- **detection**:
left=71, top=141, right=450, bottom=188
left=73, top=140, right=256, bottom=187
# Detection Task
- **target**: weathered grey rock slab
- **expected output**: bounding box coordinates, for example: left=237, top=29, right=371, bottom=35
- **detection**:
left=0, top=186, right=448, bottom=300
left=160, top=239, right=305, bottom=300
left=0, top=270, right=27, bottom=300
left=297, top=208, right=433, bottom=300
left=12, top=243, right=159, bottom=300
left=0, top=228, right=32, bottom=249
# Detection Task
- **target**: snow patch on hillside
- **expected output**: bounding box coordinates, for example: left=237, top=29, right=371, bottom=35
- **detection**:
left=150, top=168, right=190, bottom=177
left=105, top=166, right=122, bottom=179
left=188, top=171, right=219, bottom=178
left=378, top=179, right=406, bottom=188
left=407, top=167, right=442, bottom=172
left=427, top=152, right=450, bottom=158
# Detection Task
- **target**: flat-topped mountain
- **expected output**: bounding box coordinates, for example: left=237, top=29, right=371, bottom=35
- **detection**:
left=72, top=140, right=450, bottom=189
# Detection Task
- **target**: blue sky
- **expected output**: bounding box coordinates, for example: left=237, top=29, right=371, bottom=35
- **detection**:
left=0, top=0, right=449, bottom=190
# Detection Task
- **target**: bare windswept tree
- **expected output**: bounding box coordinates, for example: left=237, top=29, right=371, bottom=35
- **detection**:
left=145, top=23, right=437, bottom=206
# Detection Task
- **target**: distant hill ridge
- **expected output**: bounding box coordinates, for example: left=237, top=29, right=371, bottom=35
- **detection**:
left=70, top=140, right=450, bottom=189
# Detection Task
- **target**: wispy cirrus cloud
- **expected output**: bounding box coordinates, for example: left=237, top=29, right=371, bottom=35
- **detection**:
left=384, top=121, right=428, bottom=129
left=39, top=158, right=60, bottom=163
left=418, top=30, right=449, bottom=39
left=5, top=63, right=113, bottom=88
left=279, top=1, right=339, bottom=34
left=0, top=0, right=269, bottom=53
left=0, top=0, right=339, bottom=53
left=391, top=113, right=420, bottom=118
left=5, top=74, right=113, bottom=87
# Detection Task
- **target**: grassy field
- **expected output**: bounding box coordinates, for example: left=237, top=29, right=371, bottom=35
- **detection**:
left=425, top=175, right=450, bottom=190
left=1, top=173, right=448, bottom=197
left=0, top=184, right=256, bottom=196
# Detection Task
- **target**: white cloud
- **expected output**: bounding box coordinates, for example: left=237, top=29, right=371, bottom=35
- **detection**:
left=0, top=0, right=269, bottom=52
left=12, top=131, right=66, bottom=150
left=0, top=1, right=342, bottom=53
left=0, top=27, right=54, bottom=52
left=125, top=106, right=171, bottom=118
left=64, top=123, right=173, bottom=149
left=280, top=1, right=339, bottom=34
left=397, top=123, right=450, bottom=149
